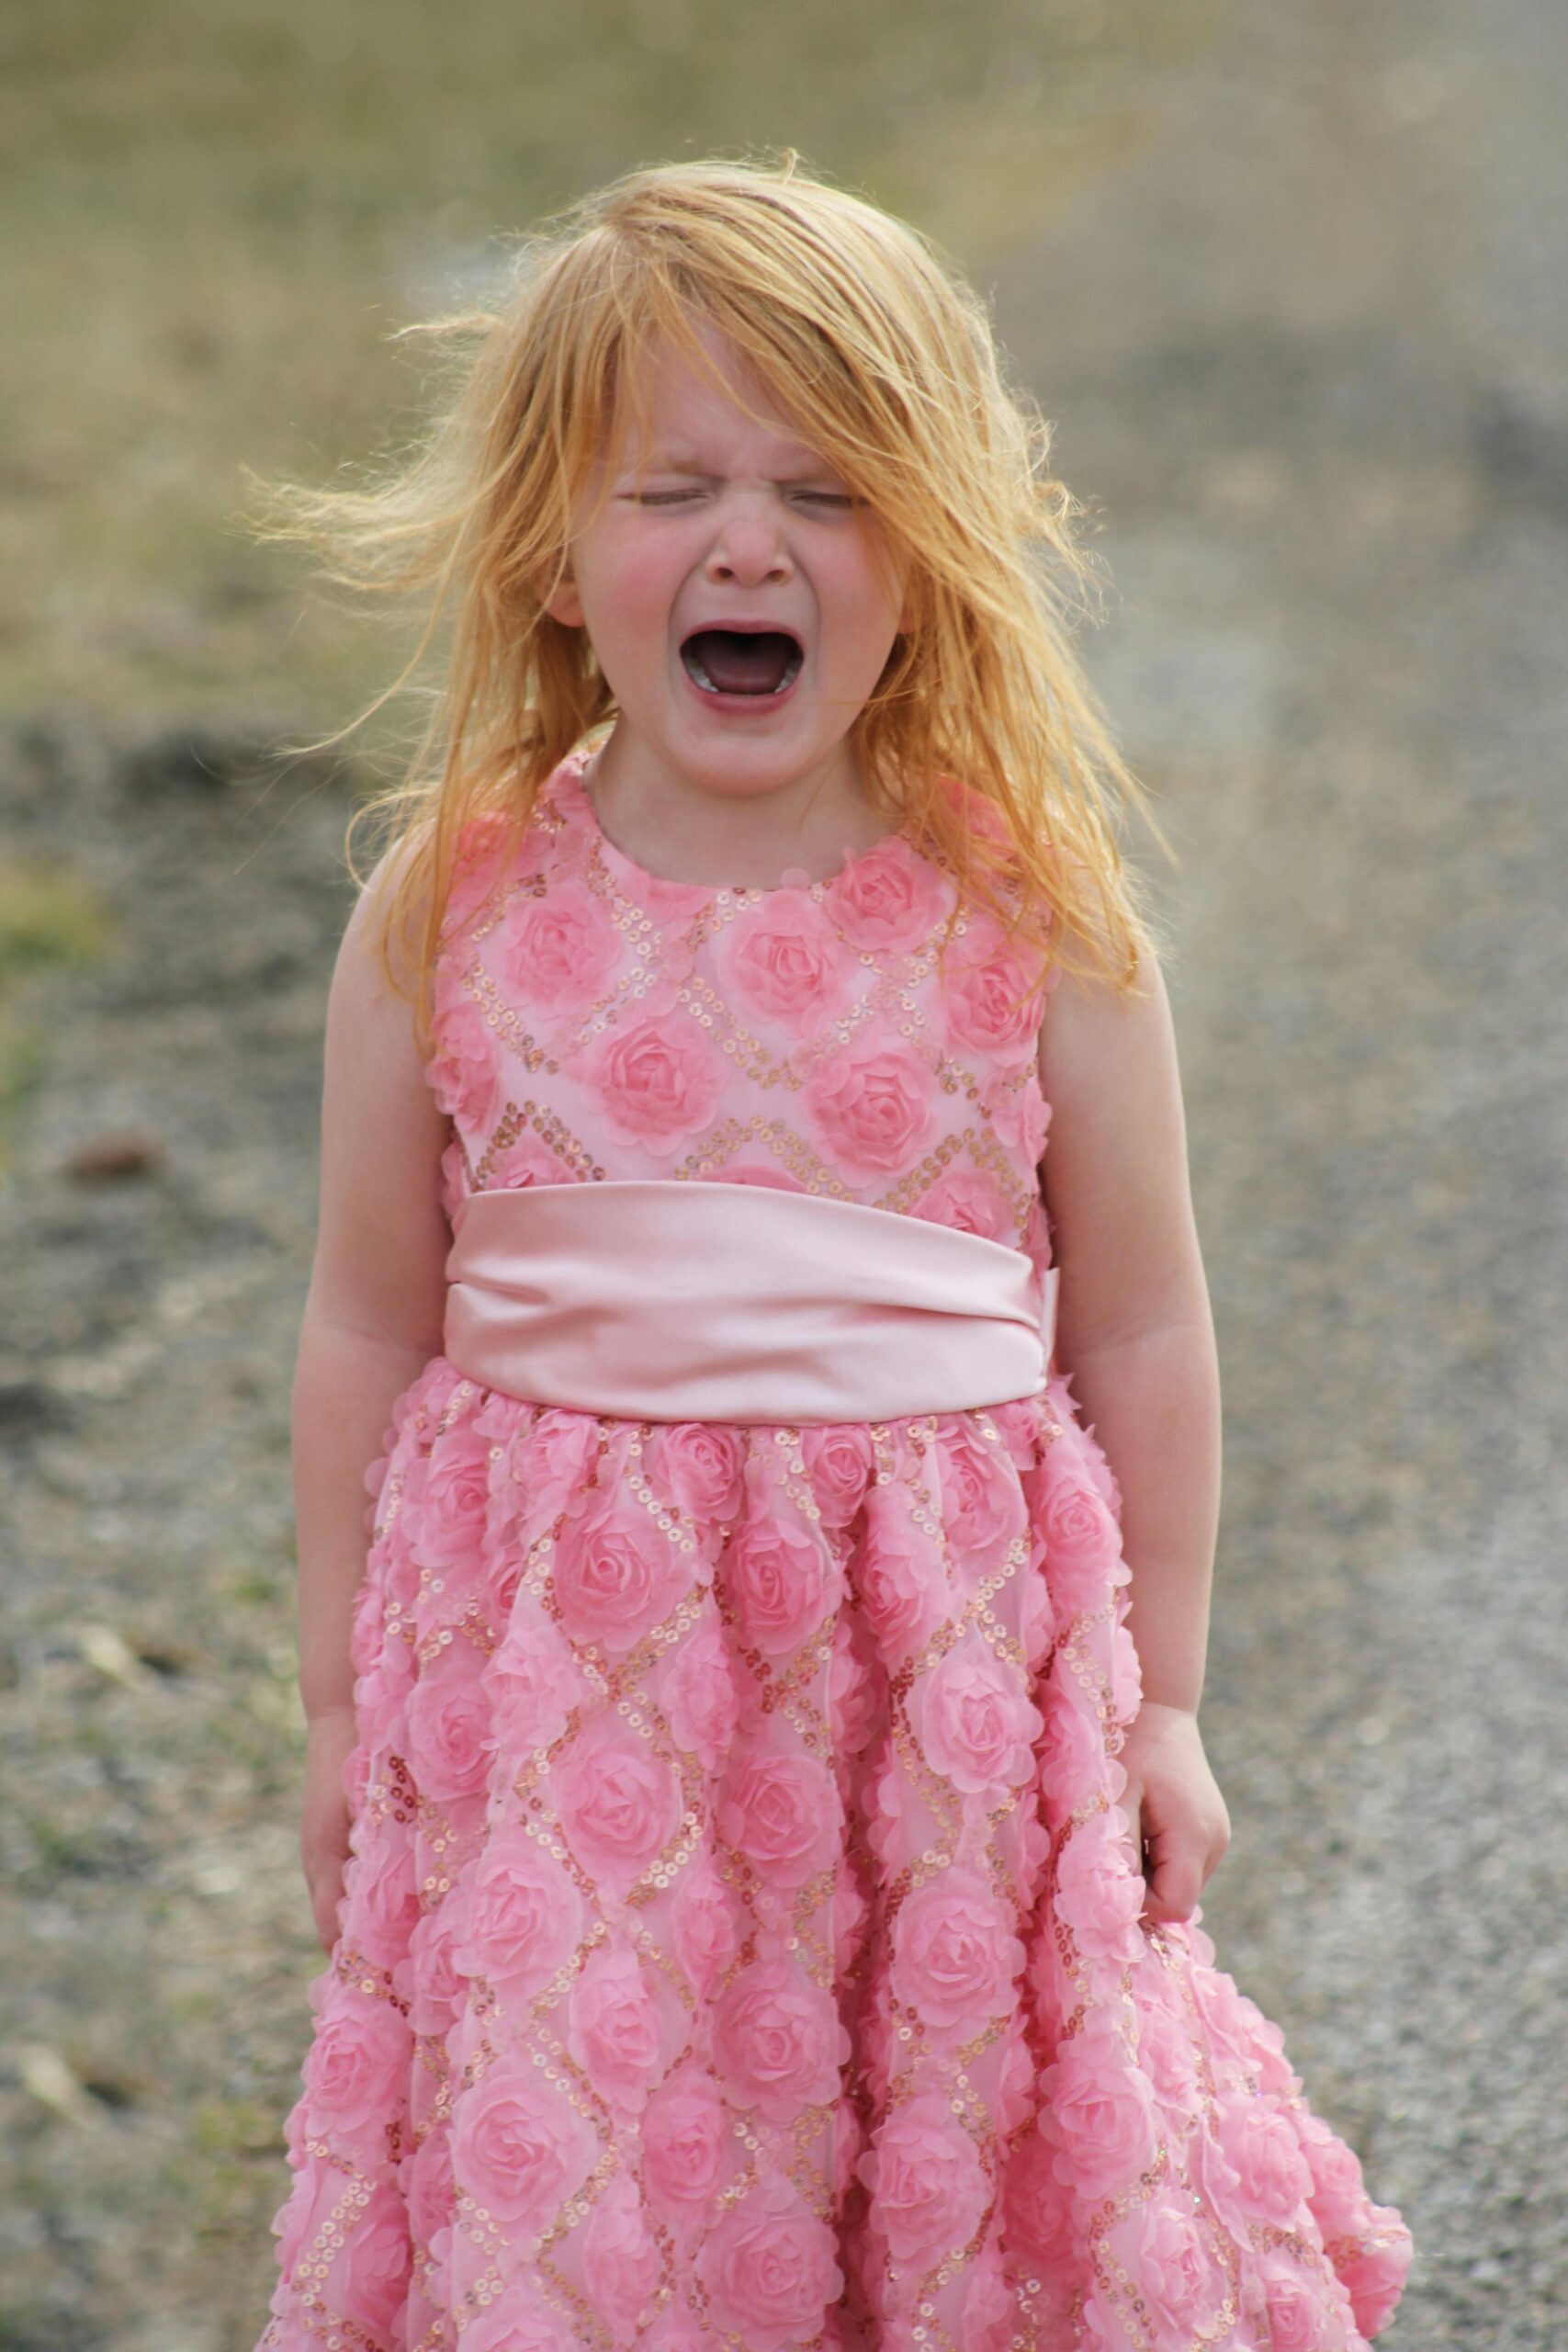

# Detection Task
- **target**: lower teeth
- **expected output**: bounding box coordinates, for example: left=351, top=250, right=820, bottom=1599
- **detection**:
left=685, top=652, right=801, bottom=695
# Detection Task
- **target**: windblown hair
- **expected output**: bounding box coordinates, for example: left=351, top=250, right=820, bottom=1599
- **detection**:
left=243, top=148, right=1173, bottom=1051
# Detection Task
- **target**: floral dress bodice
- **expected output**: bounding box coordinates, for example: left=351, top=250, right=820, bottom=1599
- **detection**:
left=425, top=747, right=1060, bottom=1283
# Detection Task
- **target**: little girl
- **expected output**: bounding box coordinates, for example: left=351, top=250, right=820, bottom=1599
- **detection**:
left=247, top=153, right=1412, bottom=2352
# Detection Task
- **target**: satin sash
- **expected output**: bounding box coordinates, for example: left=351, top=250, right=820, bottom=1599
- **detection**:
left=442, top=1179, right=1058, bottom=1425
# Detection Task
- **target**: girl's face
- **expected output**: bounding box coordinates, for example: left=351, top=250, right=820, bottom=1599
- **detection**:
left=545, top=322, right=912, bottom=811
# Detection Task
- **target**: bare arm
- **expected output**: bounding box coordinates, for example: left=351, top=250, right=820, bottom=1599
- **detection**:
left=293, top=857, right=452, bottom=1724
left=1037, top=947, right=1222, bottom=1714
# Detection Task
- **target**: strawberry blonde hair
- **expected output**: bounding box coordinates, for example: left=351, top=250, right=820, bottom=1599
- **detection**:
left=243, top=149, right=1173, bottom=1052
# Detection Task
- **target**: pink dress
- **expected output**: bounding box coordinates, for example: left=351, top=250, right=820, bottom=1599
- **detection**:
left=255, top=746, right=1412, bottom=2352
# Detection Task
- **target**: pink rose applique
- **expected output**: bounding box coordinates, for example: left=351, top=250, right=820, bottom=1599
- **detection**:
left=694, top=2178, right=845, bottom=2352
left=935, top=1417, right=1029, bottom=1570
left=487, top=1606, right=585, bottom=1755
left=857, top=2092, right=990, bottom=2264
left=551, top=1727, right=682, bottom=1894
left=800, top=1422, right=875, bottom=1528
left=823, top=834, right=947, bottom=952
left=427, top=993, right=503, bottom=1137
left=500, top=877, right=625, bottom=1023
left=449, top=1831, right=583, bottom=1996
left=450, top=2058, right=596, bottom=2231
left=1212, top=2090, right=1314, bottom=2229
left=401, top=1903, right=465, bottom=2037
left=718, top=891, right=854, bottom=1034
left=670, top=1856, right=739, bottom=1999
left=854, top=1487, right=951, bottom=1664
left=983, top=1067, right=1050, bottom=1163
left=1000, top=2128, right=1078, bottom=2279
left=349, top=1833, right=422, bottom=1969
left=889, top=1870, right=1024, bottom=2032
left=462, top=2290, right=579, bottom=2352
left=402, top=2120, right=456, bottom=2245
left=799, top=1028, right=941, bottom=1180
left=567, top=994, right=725, bottom=1156
left=327, top=2181, right=413, bottom=2339
left=728, top=1507, right=843, bottom=1657
left=910, top=1165, right=1014, bottom=1241
left=582, top=2174, right=661, bottom=2345
left=1106, top=2186, right=1232, bottom=2346
left=641, top=2067, right=728, bottom=2216
left=1259, top=2259, right=1346, bottom=2352
left=1040, top=1467, right=1123, bottom=1619
left=566, top=1941, right=669, bottom=2113
left=300, top=1988, right=412, bottom=2143
left=943, top=910, right=1049, bottom=1072
left=1038, top=2023, right=1160, bottom=2203
left=409, top=1426, right=492, bottom=1584
left=659, top=1614, right=743, bottom=1771
left=405, top=1659, right=493, bottom=1804
left=718, top=1749, right=844, bottom=1889
left=712, top=1957, right=850, bottom=2121
left=484, top=1130, right=578, bottom=1191
left=1053, top=1807, right=1147, bottom=1967
left=647, top=1419, right=746, bottom=1521
left=552, top=1496, right=693, bottom=1658
left=911, top=1627, right=1043, bottom=1803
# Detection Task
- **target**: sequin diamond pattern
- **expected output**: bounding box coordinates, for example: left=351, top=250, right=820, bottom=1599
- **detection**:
left=255, top=746, right=1412, bottom=2352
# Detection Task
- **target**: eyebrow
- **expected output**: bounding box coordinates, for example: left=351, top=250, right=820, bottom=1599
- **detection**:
left=621, top=449, right=842, bottom=481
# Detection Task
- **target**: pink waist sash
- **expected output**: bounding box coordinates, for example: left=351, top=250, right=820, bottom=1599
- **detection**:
left=443, top=1180, right=1058, bottom=1425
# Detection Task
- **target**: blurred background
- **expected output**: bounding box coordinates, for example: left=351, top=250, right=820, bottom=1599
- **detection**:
left=2, top=0, right=1564, bottom=2344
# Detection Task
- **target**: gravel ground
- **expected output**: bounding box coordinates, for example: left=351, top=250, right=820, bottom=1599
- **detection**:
left=3, top=0, right=1565, bottom=2345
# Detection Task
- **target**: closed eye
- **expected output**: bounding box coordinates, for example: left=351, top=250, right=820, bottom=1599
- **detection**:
left=625, top=490, right=859, bottom=508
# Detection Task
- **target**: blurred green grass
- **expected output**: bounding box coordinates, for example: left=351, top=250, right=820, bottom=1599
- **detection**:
left=0, top=0, right=1224, bottom=742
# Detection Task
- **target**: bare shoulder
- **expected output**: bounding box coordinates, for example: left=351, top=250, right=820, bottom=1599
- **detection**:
left=1036, top=934, right=1176, bottom=1107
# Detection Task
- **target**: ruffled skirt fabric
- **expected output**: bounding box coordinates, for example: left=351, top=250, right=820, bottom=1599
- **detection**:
left=255, top=1360, right=1412, bottom=2352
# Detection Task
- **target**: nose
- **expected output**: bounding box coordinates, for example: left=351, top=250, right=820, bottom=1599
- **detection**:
left=703, top=487, right=794, bottom=587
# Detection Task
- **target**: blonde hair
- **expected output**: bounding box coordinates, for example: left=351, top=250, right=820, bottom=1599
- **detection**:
left=243, top=149, right=1173, bottom=1051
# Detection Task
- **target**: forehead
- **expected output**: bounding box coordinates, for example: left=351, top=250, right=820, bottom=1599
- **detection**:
left=607, top=328, right=825, bottom=469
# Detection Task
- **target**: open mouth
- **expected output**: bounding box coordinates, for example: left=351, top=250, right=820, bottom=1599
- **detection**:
left=680, top=628, right=804, bottom=697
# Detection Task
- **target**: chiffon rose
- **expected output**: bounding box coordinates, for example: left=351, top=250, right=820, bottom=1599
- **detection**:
left=728, top=1509, right=843, bottom=1657
left=301, top=1990, right=412, bottom=2141
left=450, top=1832, right=583, bottom=1996
left=647, top=1419, right=745, bottom=1521
left=582, top=2175, right=661, bottom=2344
left=854, top=1488, right=950, bottom=1662
left=671, top=1859, right=739, bottom=1999
left=659, top=1613, right=742, bottom=1770
left=501, top=878, right=624, bottom=1020
left=551, top=1729, right=682, bottom=1893
left=911, top=1165, right=1014, bottom=1241
left=451, top=2060, right=596, bottom=2231
left=1106, top=2188, right=1231, bottom=2345
left=1041, top=1469, right=1123, bottom=1618
left=694, top=2179, right=845, bottom=2352
left=890, top=1871, right=1024, bottom=2030
left=427, top=994, right=502, bottom=1135
left=406, top=1663, right=493, bottom=1804
left=325, top=2180, right=413, bottom=2339
left=1038, top=2024, right=1160, bottom=2202
left=858, top=2093, right=990, bottom=2264
left=567, top=1942, right=669, bottom=2111
left=719, top=892, right=852, bottom=1033
left=935, top=1417, right=1029, bottom=1570
left=1054, top=1808, right=1147, bottom=1966
left=487, top=1609, right=585, bottom=1755
left=348, top=1833, right=422, bottom=1968
left=943, top=911, right=1048, bottom=1071
left=462, top=2292, right=580, bottom=2352
left=911, top=1627, right=1043, bottom=1801
left=411, top=1426, right=491, bottom=1580
left=712, top=1958, right=849, bottom=2120
left=717, top=1750, right=843, bottom=1888
left=567, top=994, right=725, bottom=1155
left=1001, top=2129, right=1078, bottom=2278
left=823, top=834, right=947, bottom=951
left=552, top=1498, right=692, bottom=1657
left=1258, top=2258, right=1346, bottom=2352
left=801, top=1421, right=876, bottom=1527
left=799, top=1029, right=941, bottom=1178
left=641, top=2068, right=728, bottom=2213
left=401, top=1902, right=466, bottom=2037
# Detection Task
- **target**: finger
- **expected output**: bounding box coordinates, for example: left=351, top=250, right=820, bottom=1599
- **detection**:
left=1144, top=1846, right=1201, bottom=1923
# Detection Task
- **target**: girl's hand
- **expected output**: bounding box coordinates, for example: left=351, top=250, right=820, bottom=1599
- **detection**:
left=1118, top=1699, right=1231, bottom=1927
left=301, top=1705, right=359, bottom=1952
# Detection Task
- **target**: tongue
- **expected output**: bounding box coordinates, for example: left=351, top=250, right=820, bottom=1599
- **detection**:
left=687, top=629, right=796, bottom=695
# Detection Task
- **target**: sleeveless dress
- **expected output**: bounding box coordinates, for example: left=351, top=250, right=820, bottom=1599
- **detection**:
left=255, top=746, right=1413, bottom=2352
